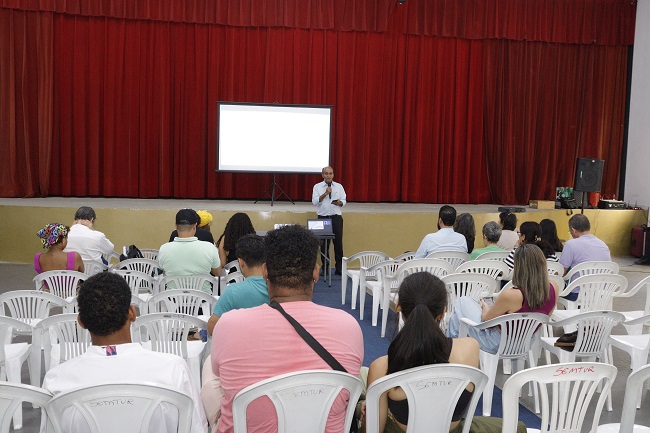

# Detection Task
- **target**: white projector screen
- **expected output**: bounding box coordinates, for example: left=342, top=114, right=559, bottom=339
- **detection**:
left=217, top=102, right=332, bottom=173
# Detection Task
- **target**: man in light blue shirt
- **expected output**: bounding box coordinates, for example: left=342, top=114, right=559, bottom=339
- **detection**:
left=312, top=166, right=347, bottom=275
left=415, top=205, right=468, bottom=258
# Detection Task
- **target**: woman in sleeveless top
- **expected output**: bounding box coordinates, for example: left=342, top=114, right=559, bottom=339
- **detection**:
left=216, top=213, right=255, bottom=271
left=34, top=223, right=84, bottom=274
left=448, top=244, right=558, bottom=354
left=364, top=273, right=526, bottom=433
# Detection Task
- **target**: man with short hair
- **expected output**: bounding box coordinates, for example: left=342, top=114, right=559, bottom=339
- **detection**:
left=415, top=205, right=467, bottom=258
left=41, top=272, right=208, bottom=433
left=312, top=166, right=346, bottom=275
left=169, top=209, right=216, bottom=245
left=64, top=206, right=114, bottom=263
left=211, top=225, right=363, bottom=433
left=560, top=214, right=611, bottom=300
left=159, top=209, right=220, bottom=292
left=201, top=234, right=269, bottom=429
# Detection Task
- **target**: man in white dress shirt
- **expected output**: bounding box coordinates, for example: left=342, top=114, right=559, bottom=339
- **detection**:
left=415, top=205, right=468, bottom=258
left=312, top=166, right=346, bottom=275
left=63, top=206, right=115, bottom=264
left=41, top=272, right=208, bottom=433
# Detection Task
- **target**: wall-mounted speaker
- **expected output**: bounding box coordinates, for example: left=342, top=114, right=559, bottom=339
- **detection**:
left=574, top=158, right=604, bottom=192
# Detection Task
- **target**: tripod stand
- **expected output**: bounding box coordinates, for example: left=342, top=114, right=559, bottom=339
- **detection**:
left=254, top=174, right=295, bottom=206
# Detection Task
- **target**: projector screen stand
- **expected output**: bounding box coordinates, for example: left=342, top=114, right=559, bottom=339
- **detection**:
left=254, top=174, right=295, bottom=206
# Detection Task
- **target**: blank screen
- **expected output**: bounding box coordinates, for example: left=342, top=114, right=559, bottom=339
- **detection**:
left=217, top=103, right=332, bottom=173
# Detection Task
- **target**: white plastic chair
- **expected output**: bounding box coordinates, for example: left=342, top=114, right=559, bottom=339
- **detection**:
left=46, top=383, right=193, bottom=433
left=0, top=290, right=67, bottom=328
left=82, top=259, right=108, bottom=276
left=33, top=270, right=86, bottom=299
left=232, top=370, right=363, bottom=433
left=501, top=362, right=617, bottom=433
left=564, top=260, right=619, bottom=282
left=365, top=364, right=487, bottom=433
left=157, top=274, right=216, bottom=295
left=608, top=314, right=650, bottom=371
left=0, top=382, right=52, bottom=432
left=359, top=260, right=400, bottom=324
left=555, top=274, right=627, bottom=317
left=341, top=251, right=390, bottom=308
left=147, top=289, right=216, bottom=324
left=459, top=312, right=549, bottom=416
left=392, top=252, right=416, bottom=262
left=546, top=261, right=564, bottom=276
left=455, top=260, right=510, bottom=280
left=474, top=251, right=509, bottom=262
left=425, top=251, right=469, bottom=271
left=378, top=259, right=455, bottom=337
left=31, top=313, right=91, bottom=386
left=441, top=273, right=498, bottom=333
left=112, top=270, right=156, bottom=312
left=133, top=313, right=207, bottom=391
left=614, top=275, right=650, bottom=335
left=597, top=363, right=650, bottom=433
left=101, top=251, right=121, bottom=266
left=139, top=248, right=160, bottom=261
left=112, top=258, right=161, bottom=277
left=0, top=317, right=34, bottom=429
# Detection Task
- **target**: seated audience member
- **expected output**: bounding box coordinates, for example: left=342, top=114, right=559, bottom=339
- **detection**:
left=64, top=206, right=114, bottom=263
left=559, top=214, right=611, bottom=300
left=216, top=213, right=256, bottom=270
left=469, top=222, right=505, bottom=260
left=197, top=210, right=214, bottom=232
left=41, top=272, right=208, bottom=433
left=504, top=221, right=558, bottom=270
left=202, top=234, right=269, bottom=429
left=448, top=244, right=558, bottom=354
left=35, top=223, right=84, bottom=273
left=159, top=209, right=220, bottom=292
left=211, top=225, right=363, bottom=433
left=540, top=218, right=563, bottom=252
left=169, top=209, right=216, bottom=244
left=415, top=205, right=467, bottom=258
left=496, top=212, right=518, bottom=250
left=453, top=213, right=476, bottom=254
left=365, top=272, right=526, bottom=433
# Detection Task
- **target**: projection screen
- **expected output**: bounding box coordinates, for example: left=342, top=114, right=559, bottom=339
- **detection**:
left=217, top=102, right=332, bottom=173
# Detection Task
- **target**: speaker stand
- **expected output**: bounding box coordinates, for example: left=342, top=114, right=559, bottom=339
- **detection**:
left=254, top=174, right=295, bottom=206
left=580, top=191, right=586, bottom=214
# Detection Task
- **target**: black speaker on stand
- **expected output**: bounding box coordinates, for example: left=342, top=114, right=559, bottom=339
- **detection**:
left=574, top=158, right=604, bottom=214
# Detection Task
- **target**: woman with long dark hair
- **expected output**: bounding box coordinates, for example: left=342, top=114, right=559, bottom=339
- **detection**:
left=453, top=213, right=476, bottom=253
left=503, top=221, right=557, bottom=269
left=216, top=212, right=256, bottom=267
left=540, top=218, right=563, bottom=252
left=365, top=272, right=526, bottom=433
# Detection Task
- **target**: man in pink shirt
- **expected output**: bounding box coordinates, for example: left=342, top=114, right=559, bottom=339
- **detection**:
left=211, top=225, right=363, bottom=433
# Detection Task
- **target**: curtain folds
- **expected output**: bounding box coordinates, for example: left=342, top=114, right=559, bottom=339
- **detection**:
left=0, top=2, right=635, bottom=203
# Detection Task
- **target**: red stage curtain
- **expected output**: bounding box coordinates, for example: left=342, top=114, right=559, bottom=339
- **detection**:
left=0, top=2, right=635, bottom=203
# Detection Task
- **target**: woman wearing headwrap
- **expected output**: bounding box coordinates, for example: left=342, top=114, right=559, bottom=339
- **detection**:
left=35, top=223, right=84, bottom=274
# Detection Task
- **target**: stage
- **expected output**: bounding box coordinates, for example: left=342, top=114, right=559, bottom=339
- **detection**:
left=1, top=197, right=646, bottom=264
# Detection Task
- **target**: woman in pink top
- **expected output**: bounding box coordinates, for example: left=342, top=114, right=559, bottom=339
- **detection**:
left=448, top=244, right=558, bottom=354
left=35, top=223, right=84, bottom=274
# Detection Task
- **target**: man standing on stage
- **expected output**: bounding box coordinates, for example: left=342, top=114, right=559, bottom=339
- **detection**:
left=312, top=166, right=346, bottom=275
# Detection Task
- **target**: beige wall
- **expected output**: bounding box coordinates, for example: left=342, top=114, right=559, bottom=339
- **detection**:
left=2, top=205, right=646, bottom=264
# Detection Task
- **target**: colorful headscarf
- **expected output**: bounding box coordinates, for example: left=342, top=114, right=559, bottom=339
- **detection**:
left=37, top=223, right=69, bottom=249
left=196, top=210, right=213, bottom=227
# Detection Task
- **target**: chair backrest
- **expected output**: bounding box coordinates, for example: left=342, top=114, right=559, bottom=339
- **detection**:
left=395, top=258, right=455, bottom=285
left=232, top=370, right=363, bottom=433
left=546, top=261, right=565, bottom=276
left=222, top=260, right=240, bottom=275
left=157, top=274, right=215, bottom=294
left=547, top=274, right=566, bottom=293
left=425, top=251, right=469, bottom=271
left=0, top=290, right=67, bottom=325
left=360, top=260, right=400, bottom=289
left=348, top=252, right=391, bottom=277
left=490, top=313, right=549, bottom=358
left=392, top=252, right=416, bottom=262
left=46, top=383, right=193, bottom=433
left=618, top=363, right=650, bottom=433
left=569, top=311, right=625, bottom=357
left=82, top=260, right=108, bottom=276
left=138, top=249, right=160, bottom=261
left=566, top=274, right=627, bottom=311
left=112, top=258, right=160, bottom=277
left=102, top=251, right=121, bottom=266
left=440, top=273, right=499, bottom=332
left=147, top=289, right=215, bottom=316
left=0, top=316, right=34, bottom=362
left=501, top=362, right=617, bottom=433
left=34, top=313, right=91, bottom=366
left=455, top=260, right=510, bottom=280
left=565, top=260, right=619, bottom=281
left=112, top=270, right=155, bottom=297
left=224, top=271, right=245, bottom=286
left=33, top=270, right=86, bottom=299
left=474, top=251, right=509, bottom=262
left=0, top=382, right=52, bottom=433
left=365, top=364, right=487, bottom=433
left=133, top=313, right=207, bottom=359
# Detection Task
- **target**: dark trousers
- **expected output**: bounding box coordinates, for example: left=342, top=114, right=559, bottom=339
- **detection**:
left=318, top=214, right=343, bottom=271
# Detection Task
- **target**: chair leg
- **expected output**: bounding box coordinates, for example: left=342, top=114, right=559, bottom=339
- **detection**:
left=359, top=289, right=366, bottom=320
left=371, top=292, right=380, bottom=327
left=479, top=351, right=498, bottom=416
left=6, top=359, right=23, bottom=429
left=350, top=275, right=360, bottom=310
left=502, top=359, right=512, bottom=375
left=341, top=267, right=348, bottom=305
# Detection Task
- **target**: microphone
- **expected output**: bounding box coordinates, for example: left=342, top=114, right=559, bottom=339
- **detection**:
left=326, top=182, right=332, bottom=199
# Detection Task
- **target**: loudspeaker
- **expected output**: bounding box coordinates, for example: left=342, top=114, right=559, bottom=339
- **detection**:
left=574, top=158, right=604, bottom=192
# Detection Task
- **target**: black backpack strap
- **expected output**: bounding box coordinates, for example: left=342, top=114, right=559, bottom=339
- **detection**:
left=269, top=301, right=347, bottom=373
